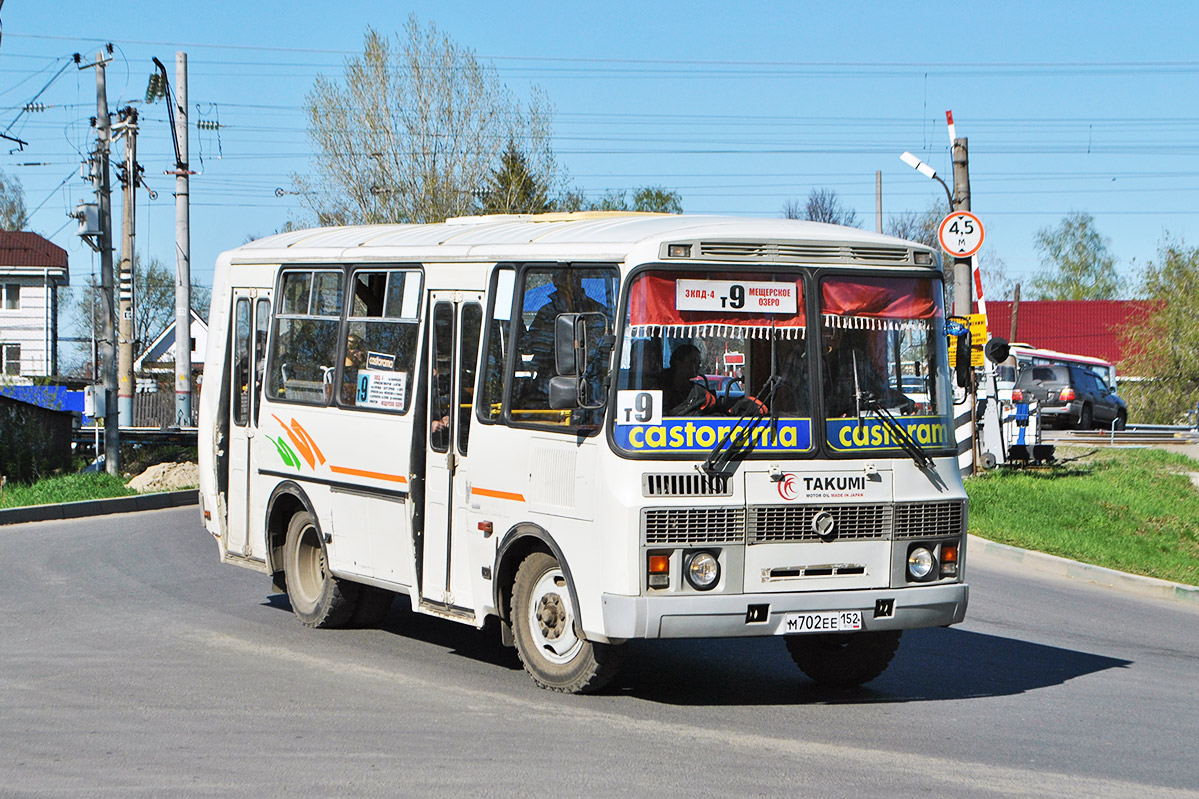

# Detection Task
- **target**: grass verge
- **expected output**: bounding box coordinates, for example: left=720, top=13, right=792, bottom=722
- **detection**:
left=967, top=446, right=1199, bottom=586
left=0, top=472, right=136, bottom=510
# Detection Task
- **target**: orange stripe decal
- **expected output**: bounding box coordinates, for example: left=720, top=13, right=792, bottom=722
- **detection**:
left=290, top=420, right=326, bottom=465
left=329, top=465, right=408, bottom=484
left=471, top=487, right=526, bottom=502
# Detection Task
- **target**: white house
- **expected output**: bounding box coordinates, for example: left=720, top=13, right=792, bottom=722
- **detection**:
left=134, top=309, right=207, bottom=389
left=0, top=232, right=69, bottom=378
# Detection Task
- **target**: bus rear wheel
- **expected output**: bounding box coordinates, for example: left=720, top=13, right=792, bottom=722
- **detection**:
left=785, top=630, right=902, bottom=688
left=511, top=552, right=625, bottom=693
left=283, top=510, right=357, bottom=629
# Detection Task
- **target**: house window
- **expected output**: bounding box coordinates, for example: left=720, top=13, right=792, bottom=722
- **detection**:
left=2, top=343, right=20, bottom=375
left=3, top=284, right=19, bottom=310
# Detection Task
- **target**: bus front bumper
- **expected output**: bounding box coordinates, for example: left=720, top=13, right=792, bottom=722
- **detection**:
left=600, top=582, right=968, bottom=639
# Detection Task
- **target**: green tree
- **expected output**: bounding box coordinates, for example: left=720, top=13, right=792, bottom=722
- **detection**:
left=1119, top=239, right=1199, bottom=423
left=783, top=188, right=859, bottom=227
left=297, top=17, right=561, bottom=225
left=630, top=186, right=682, bottom=214
left=481, top=139, right=551, bottom=214
left=572, top=186, right=682, bottom=213
left=1030, top=212, right=1123, bottom=300
left=0, top=167, right=27, bottom=230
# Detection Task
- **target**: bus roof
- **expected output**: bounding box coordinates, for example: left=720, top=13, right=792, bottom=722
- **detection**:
left=228, top=213, right=936, bottom=266
left=1010, top=344, right=1113, bottom=368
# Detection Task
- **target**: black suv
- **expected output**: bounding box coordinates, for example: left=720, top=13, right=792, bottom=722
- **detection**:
left=1013, top=364, right=1127, bottom=430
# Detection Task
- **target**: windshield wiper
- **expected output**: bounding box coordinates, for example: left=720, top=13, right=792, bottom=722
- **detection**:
left=861, top=397, right=933, bottom=469
left=701, top=374, right=782, bottom=475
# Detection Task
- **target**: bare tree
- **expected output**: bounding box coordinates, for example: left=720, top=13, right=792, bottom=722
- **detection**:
left=296, top=17, right=561, bottom=225
left=68, top=255, right=210, bottom=374
left=782, top=188, right=859, bottom=227
left=885, top=203, right=941, bottom=250
left=0, top=167, right=27, bottom=230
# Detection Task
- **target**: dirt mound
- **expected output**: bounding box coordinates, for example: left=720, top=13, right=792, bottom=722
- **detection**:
left=128, top=461, right=199, bottom=493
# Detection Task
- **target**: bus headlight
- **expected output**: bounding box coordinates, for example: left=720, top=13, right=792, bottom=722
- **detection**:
left=907, top=546, right=935, bottom=581
left=686, top=551, right=720, bottom=591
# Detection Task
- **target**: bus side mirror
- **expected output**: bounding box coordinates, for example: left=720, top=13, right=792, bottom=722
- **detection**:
left=549, top=312, right=606, bottom=411
left=554, top=313, right=581, bottom=376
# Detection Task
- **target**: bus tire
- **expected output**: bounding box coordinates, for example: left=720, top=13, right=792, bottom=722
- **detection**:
left=511, top=552, right=625, bottom=694
left=785, top=630, right=901, bottom=688
left=283, top=510, right=357, bottom=629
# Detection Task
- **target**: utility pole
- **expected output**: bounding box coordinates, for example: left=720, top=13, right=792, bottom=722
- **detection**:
left=115, top=106, right=138, bottom=428
left=173, top=52, right=192, bottom=427
left=875, top=170, right=883, bottom=234
left=951, top=137, right=972, bottom=316
left=1009, top=283, right=1021, bottom=343
left=81, top=49, right=120, bottom=474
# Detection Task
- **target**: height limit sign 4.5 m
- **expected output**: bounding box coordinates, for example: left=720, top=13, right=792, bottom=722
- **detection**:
left=938, top=211, right=984, bottom=258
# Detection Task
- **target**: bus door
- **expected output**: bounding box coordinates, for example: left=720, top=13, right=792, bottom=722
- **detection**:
left=421, top=293, right=484, bottom=609
left=226, top=290, right=271, bottom=559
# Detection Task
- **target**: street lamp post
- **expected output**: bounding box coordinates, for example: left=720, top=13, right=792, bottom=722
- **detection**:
left=899, top=152, right=953, bottom=213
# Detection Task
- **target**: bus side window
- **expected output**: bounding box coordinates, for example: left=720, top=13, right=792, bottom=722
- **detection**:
left=509, top=264, right=619, bottom=429
left=457, top=303, right=482, bottom=453
left=232, top=298, right=250, bottom=426
left=266, top=269, right=343, bottom=406
left=477, top=266, right=516, bottom=423
left=430, top=302, right=454, bottom=453
left=252, top=298, right=270, bottom=426
left=339, top=268, right=421, bottom=412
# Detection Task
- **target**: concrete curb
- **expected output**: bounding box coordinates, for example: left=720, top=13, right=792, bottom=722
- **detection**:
left=0, top=490, right=198, bottom=526
left=968, top=534, right=1199, bottom=606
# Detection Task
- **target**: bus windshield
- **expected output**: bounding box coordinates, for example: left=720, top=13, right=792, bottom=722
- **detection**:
left=612, top=268, right=952, bottom=460
left=614, top=268, right=813, bottom=457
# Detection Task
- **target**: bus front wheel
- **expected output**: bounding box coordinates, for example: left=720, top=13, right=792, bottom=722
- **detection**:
left=283, top=510, right=358, bottom=629
left=785, top=630, right=902, bottom=688
left=511, top=552, right=625, bottom=693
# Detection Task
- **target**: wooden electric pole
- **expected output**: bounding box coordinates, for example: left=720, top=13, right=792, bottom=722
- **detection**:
left=875, top=170, right=883, bottom=234
left=1009, top=283, right=1021, bottom=343
left=951, top=137, right=972, bottom=316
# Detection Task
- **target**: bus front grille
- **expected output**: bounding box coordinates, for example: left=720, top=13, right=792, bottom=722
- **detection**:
left=643, top=507, right=746, bottom=545
left=893, top=500, right=967, bottom=539
left=747, top=504, right=893, bottom=543
left=642, top=500, right=965, bottom=547
left=642, top=472, right=732, bottom=497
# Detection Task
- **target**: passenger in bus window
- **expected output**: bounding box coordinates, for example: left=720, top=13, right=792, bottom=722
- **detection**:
left=430, top=364, right=451, bottom=447
left=526, top=271, right=603, bottom=384
left=341, top=333, right=367, bottom=405
left=659, top=343, right=716, bottom=415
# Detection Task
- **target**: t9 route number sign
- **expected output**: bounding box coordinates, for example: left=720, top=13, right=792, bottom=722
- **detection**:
left=938, top=211, right=985, bottom=258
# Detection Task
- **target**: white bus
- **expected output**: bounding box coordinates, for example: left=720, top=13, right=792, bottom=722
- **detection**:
left=198, top=213, right=969, bottom=693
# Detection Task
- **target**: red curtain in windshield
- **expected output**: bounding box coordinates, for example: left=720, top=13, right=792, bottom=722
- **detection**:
left=821, top=276, right=941, bottom=320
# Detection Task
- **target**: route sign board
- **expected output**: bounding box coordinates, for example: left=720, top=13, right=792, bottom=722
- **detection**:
left=938, top=211, right=985, bottom=258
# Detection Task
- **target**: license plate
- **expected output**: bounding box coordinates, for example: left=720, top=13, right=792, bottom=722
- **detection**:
left=782, top=610, right=863, bottom=634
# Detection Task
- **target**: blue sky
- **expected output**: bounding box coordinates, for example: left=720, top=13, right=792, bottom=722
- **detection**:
left=4, top=1, right=1199, bottom=303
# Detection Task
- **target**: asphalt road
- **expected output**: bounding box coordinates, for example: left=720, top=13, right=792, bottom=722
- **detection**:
left=2, top=507, right=1197, bottom=798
